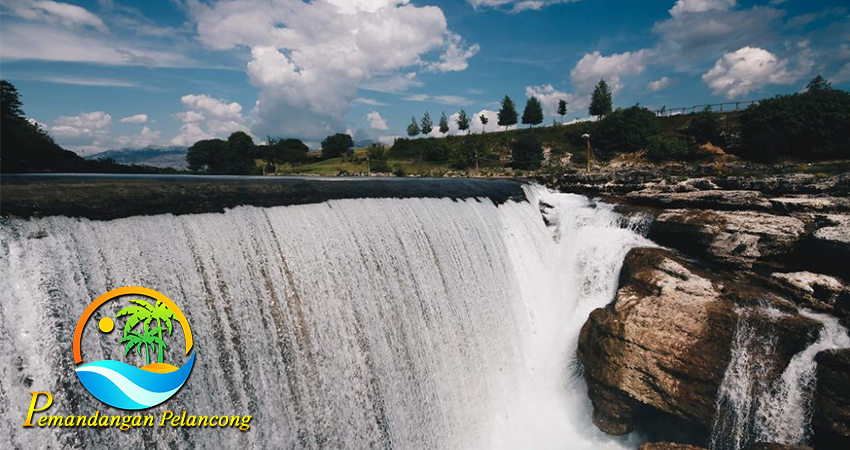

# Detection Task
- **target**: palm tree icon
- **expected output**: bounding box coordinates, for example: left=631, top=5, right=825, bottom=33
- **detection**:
left=117, top=298, right=180, bottom=366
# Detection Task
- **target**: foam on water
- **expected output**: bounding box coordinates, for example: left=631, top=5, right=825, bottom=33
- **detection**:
left=0, top=185, right=648, bottom=449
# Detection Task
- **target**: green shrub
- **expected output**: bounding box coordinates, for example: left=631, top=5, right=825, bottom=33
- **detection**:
left=393, top=165, right=407, bottom=177
left=594, top=106, right=658, bottom=157
left=645, top=135, right=691, bottom=162
left=511, top=135, right=543, bottom=170
left=687, top=109, right=723, bottom=145
left=739, top=76, right=850, bottom=160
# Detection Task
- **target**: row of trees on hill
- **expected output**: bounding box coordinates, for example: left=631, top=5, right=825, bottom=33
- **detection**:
left=186, top=132, right=312, bottom=174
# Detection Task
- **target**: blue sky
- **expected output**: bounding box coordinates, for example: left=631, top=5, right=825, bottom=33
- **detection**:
left=1, top=0, right=848, bottom=153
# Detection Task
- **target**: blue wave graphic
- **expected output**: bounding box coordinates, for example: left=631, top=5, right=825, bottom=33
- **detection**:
left=76, top=352, right=195, bottom=410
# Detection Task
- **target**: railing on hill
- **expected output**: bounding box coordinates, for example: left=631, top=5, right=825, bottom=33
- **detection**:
left=652, top=99, right=760, bottom=116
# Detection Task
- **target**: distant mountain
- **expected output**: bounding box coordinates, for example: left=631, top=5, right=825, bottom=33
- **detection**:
left=85, top=146, right=188, bottom=169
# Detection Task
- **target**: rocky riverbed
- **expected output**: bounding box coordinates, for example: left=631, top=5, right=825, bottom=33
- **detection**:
left=548, top=163, right=850, bottom=450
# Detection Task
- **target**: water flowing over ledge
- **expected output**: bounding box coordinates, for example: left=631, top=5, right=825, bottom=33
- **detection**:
left=0, top=174, right=527, bottom=220
left=0, top=185, right=649, bottom=449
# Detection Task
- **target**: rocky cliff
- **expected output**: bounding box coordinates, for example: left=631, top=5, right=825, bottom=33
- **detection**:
left=551, top=164, right=850, bottom=449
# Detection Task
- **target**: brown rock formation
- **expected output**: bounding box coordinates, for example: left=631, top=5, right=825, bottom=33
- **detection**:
left=812, top=348, right=850, bottom=447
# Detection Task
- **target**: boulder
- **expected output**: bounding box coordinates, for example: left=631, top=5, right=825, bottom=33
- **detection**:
left=771, top=271, right=848, bottom=313
left=625, top=189, right=773, bottom=211
left=578, top=248, right=822, bottom=436
left=639, top=443, right=708, bottom=450
left=769, top=196, right=850, bottom=214
left=649, top=209, right=807, bottom=269
left=812, top=349, right=850, bottom=447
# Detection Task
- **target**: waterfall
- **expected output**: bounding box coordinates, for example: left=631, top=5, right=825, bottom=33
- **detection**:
left=0, top=185, right=648, bottom=449
left=710, top=308, right=850, bottom=450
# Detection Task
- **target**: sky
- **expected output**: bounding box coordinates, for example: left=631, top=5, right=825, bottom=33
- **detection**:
left=1, top=0, right=849, bottom=154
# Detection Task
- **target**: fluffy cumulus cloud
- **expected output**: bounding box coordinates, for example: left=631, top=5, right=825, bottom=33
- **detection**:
left=171, top=94, right=248, bottom=146
left=366, top=111, right=389, bottom=130
left=49, top=111, right=112, bottom=152
left=669, top=0, right=736, bottom=18
left=570, top=50, right=647, bottom=94
left=120, top=114, right=148, bottom=124
left=702, top=46, right=799, bottom=98
left=647, top=76, right=673, bottom=91
left=114, top=126, right=162, bottom=149
left=189, top=0, right=479, bottom=139
left=525, top=84, right=579, bottom=119
left=467, top=0, right=583, bottom=13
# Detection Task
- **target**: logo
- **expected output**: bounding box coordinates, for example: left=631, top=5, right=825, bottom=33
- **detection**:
left=73, top=287, right=195, bottom=410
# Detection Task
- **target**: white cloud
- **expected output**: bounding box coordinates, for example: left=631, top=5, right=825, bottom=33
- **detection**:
left=114, top=126, right=162, bottom=149
left=647, top=76, right=673, bottom=91
left=49, top=111, right=112, bottom=152
left=3, top=0, right=107, bottom=31
left=33, top=76, right=139, bottom=88
left=570, top=50, right=647, bottom=94
left=404, top=94, right=472, bottom=105
left=525, top=84, right=579, bottom=119
left=467, top=0, right=584, bottom=13
left=353, top=97, right=390, bottom=106
left=189, top=0, right=478, bottom=140
left=702, top=46, right=798, bottom=98
left=669, top=0, right=736, bottom=18
left=366, top=111, right=389, bottom=130
left=120, top=114, right=148, bottom=124
left=171, top=94, right=248, bottom=146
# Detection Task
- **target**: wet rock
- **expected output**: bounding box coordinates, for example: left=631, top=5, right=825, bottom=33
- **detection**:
left=811, top=215, right=850, bottom=275
left=649, top=209, right=807, bottom=269
left=578, top=248, right=822, bottom=436
left=744, top=444, right=813, bottom=450
left=769, top=196, right=850, bottom=214
left=639, top=443, right=709, bottom=450
left=812, top=348, right=850, bottom=447
left=771, top=271, right=848, bottom=312
left=625, top=189, right=773, bottom=211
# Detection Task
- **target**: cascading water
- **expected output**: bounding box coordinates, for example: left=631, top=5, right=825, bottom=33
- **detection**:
left=710, top=308, right=850, bottom=450
left=0, top=185, right=649, bottom=449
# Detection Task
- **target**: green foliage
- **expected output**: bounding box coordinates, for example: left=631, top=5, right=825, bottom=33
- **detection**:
left=407, top=116, right=420, bottom=137
left=589, top=79, right=613, bottom=118
left=594, top=106, right=658, bottom=156
left=439, top=112, right=450, bottom=135
left=739, top=76, right=850, bottom=160
left=389, top=138, right=421, bottom=159
left=420, top=112, right=433, bottom=136
left=265, top=138, right=309, bottom=172
left=456, top=109, right=470, bottom=133
left=645, top=135, right=691, bottom=162
left=498, top=95, right=518, bottom=130
left=479, top=114, right=489, bottom=132
left=368, top=146, right=391, bottom=172
left=1, top=80, right=87, bottom=173
left=522, top=96, right=544, bottom=128
left=421, top=138, right=451, bottom=162
left=117, top=299, right=178, bottom=365
left=393, top=165, right=407, bottom=177
left=452, top=135, right=482, bottom=169
left=511, top=135, right=543, bottom=170
left=186, top=131, right=256, bottom=174
left=557, top=99, right=568, bottom=123
left=321, top=133, right=354, bottom=159
left=687, top=108, right=723, bottom=145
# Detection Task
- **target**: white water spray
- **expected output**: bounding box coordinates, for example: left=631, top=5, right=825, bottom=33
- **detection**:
left=0, top=185, right=648, bottom=449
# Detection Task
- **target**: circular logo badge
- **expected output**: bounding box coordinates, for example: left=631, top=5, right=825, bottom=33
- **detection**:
left=72, top=287, right=195, bottom=410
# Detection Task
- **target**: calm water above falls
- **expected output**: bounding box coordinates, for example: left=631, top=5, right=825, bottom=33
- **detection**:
left=1, top=185, right=647, bottom=449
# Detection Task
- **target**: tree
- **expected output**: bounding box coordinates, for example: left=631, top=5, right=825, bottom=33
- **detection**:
left=456, top=109, right=470, bottom=134
left=226, top=131, right=256, bottom=174
left=687, top=107, right=723, bottom=145
left=739, top=75, right=850, bottom=160
left=594, top=106, right=658, bottom=156
left=807, top=75, right=832, bottom=92
left=407, top=116, right=420, bottom=137
left=511, top=135, right=543, bottom=170
left=498, top=95, right=518, bottom=130
left=321, top=133, right=354, bottom=159
left=557, top=99, right=568, bottom=124
left=186, top=139, right=227, bottom=173
left=117, top=298, right=179, bottom=365
left=521, top=96, right=544, bottom=128
left=439, top=112, right=450, bottom=135
left=1, top=80, right=84, bottom=173
left=480, top=114, right=489, bottom=133
left=589, top=79, right=613, bottom=119
left=420, top=112, right=433, bottom=136
left=266, top=138, right=309, bottom=173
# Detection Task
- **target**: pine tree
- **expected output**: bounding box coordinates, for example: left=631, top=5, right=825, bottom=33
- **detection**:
left=420, top=112, right=433, bottom=136
left=479, top=114, right=488, bottom=133
left=407, top=116, right=420, bottom=137
left=557, top=99, right=568, bottom=124
left=497, top=95, right=518, bottom=131
left=521, top=96, right=544, bottom=128
left=589, top=79, right=613, bottom=120
left=456, top=109, right=470, bottom=134
left=439, top=112, right=449, bottom=135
